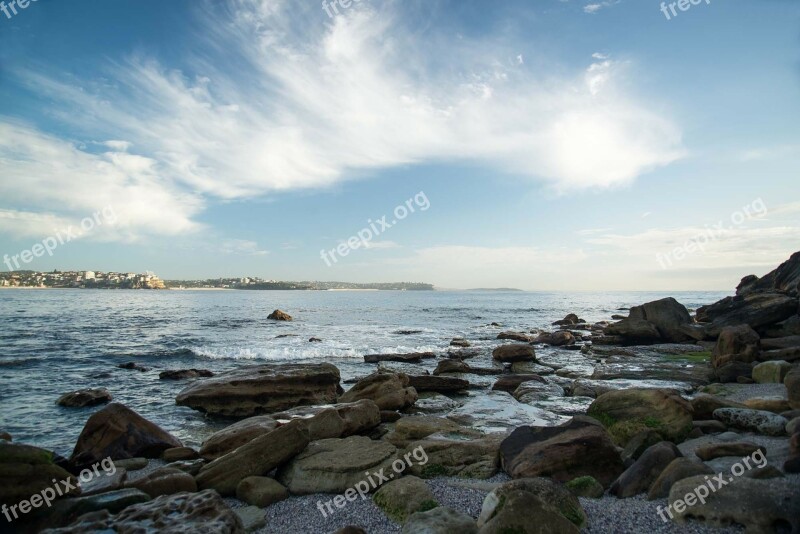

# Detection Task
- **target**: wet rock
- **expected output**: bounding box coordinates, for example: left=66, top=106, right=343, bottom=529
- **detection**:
left=117, top=362, right=149, bottom=372
left=434, top=359, right=502, bottom=376
left=510, top=361, right=555, bottom=375
left=37, top=489, right=151, bottom=531
left=478, top=477, right=585, bottom=530
left=0, top=442, right=79, bottom=508
left=78, top=467, right=127, bottom=496
left=162, top=447, right=199, bottom=462
left=412, top=392, right=462, bottom=414
left=341, top=371, right=418, bottom=410
left=44, top=490, right=244, bottom=533
left=534, top=331, right=576, bottom=346
left=497, top=331, right=535, bottom=342
left=553, top=313, right=581, bottom=326
left=196, top=420, right=310, bottom=495
left=70, top=403, right=182, bottom=466
left=450, top=338, right=470, bottom=347
left=610, top=442, right=681, bottom=498
left=712, top=408, right=787, bottom=436
left=309, top=337, right=322, bottom=343
left=373, top=476, right=438, bottom=523
left=0, top=432, right=10, bottom=442
left=278, top=435, right=397, bottom=494
left=159, top=369, right=214, bottom=380
left=492, top=344, right=536, bottom=363
left=699, top=292, right=798, bottom=337
left=695, top=442, right=766, bottom=461
left=668, top=475, right=800, bottom=532
left=646, top=458, right=713, bottom=499
left=200, top=416, right=278, bottom=460
left=365, top=352, right=436, bottom=363
left=447, top=391, right=569, bottom=433
left=236, top=476, right=288, bottom=507
left=404, top=436, right=502, bottom=479
left=491, top=374, right=545, bottom=393
left=384, top=416, right=480, bottom=448
left=500, top=416, right=624, bottom=487
left=56, top=388, right=112, bottom=408
left=565, top=476, right=604, bottom=498
left=175, top=363, right=341, bottom=417
left=268, top=309, right=292, bottom=321
left=272, top=399, right=381, bottom=441
left=587, top=388, right=693, bottom=445
left=402, top=507, right=477, bottom=534
left=408, top=375, right=469, bottom=393
left=712, top=324, right=760, bottom=368
left=125, top=467, right=197, bottom=497
left=512, top=381, right=564, bottom=402
left=604, top=319, right=662, bottom=344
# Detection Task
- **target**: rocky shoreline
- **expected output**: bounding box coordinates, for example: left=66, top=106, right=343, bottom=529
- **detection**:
left=2, top=252, right=799, bottom=533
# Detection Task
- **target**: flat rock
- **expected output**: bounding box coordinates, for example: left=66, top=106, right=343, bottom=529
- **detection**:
left=492, top=344, right=536, bottom=363
left=695, top=442, right=766, bottom=461
left=159, top=369, right=213, bottom=380
left=491, top=374, right=545, bottom=393
left=175, top=363, right=341, bottom=417
left=447, top=391, right=569, bottom=433
left=340, top=371, right=418, bottom=411
left=365, top=352, right=435, bottom=363
left=200, top=416, right=279, bottom=460
left=713, top=408, right=788, bottom=436
left=56, top=388, right=112, bottom=408
left=407, top=375, right=469, bottom=393
left=404, top=436, right=502, bottom=479
left=125, top=467, right=197, bottom=497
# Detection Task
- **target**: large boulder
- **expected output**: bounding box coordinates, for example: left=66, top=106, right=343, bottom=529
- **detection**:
left=752, top=360, right=793, bottom=383
left=627, top=297, right=694, bottom=343
left=404, top=436, right=502, bottom=479
left=736, top=251, right=800, bottom=297
left=711, top=325, right=760, bottom=368
left=492, top=344, right=536, bottom=363
left=604, top=319, right=662, bottom=344
left=667, top=475, right=800, bottom=532
left=402, top=507, right=477, bottom=534
left=340, top=371, right=418, bottom=410
left=268, top=309, right=292, bottom=321
left=271, top=400, right=381, bottom=441
left=196, top=420, right=310, bottom=495
left=476, top=487, right=580, bottom=534
left=278, top=435, right=397, bottom=494
left=712, top=408, right=787, bottom=436
left=43, top=490, right=244, bottom=533
left=175, top=363, right=341, bottom=417
left=698, top=292, right=799, bottom=337
left=534, top=331, right=576, bottom=346
left=477, top=478, right=586, bottom=530
left=500, top=416, right=624, bottom=487
left=587, top=389, right=693, bottom=445
left=373, top=476, right=438, bottom=523
left=1, top=442, right=79, bottom=508
left=646, top=457, right=713, bottom=499
left=200, top=416, right=278, bottom=460
left=70, top=403, right=182, bottom=467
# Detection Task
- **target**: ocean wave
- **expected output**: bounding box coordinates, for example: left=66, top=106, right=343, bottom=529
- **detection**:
left=190, top=344, right=444, bottom=361
left=0, top=357, right=42, bottom=367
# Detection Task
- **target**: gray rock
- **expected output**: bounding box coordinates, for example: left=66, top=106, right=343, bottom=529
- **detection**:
left=402, top=507, right=477, bottom=534
left=56, top=388, right=112, bottom=408
left=646, top=458, right=712, bottom=500
left=236, top=476, right=288, bottom=507
left=373, top=476, right=438, bottom=523
left=752, top=360, right=793, bottom=383
left=610, top=442, right=681, bottom=498
left=235, top=505, right=266, bottom=532
left=712, top=408, right=788, bottom=436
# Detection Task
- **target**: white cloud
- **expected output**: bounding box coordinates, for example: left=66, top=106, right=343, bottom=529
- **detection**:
left=584, top=1, right=621, bottom=14
left=1, top=0, right=683, bottom=240
left=363, top=240, right=401, bottom=250
left=219, top=239, right=269, bottom=256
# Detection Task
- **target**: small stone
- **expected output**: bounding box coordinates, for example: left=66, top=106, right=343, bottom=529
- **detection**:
left=236, top=476, right=289, bottom=507
left=565, top=476, right=604, bottom=498
left=268, top=309, right=292, bottom=321
left=235, top=505, right=266, bottom=532
left=402, top=507, right=478, bottom=534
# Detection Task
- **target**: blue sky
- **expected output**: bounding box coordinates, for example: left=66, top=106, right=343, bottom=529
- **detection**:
left=0, top=0, right=798, bottom=290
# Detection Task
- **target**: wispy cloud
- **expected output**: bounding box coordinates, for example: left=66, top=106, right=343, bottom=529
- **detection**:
left=0, top=0, right=683, bottom=241
left=584, top=1, right=622, bottom=14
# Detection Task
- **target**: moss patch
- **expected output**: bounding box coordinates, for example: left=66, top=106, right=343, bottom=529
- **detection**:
left=420, top=463, right=448, bottom=478
left=664, top=351, right=712, bottom=363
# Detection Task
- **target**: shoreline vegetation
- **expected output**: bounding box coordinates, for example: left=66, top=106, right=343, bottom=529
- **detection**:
left=1, top=252, right=798, bottom=533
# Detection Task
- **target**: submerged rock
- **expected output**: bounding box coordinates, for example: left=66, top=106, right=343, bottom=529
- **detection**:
left=56, top=388, right=112, bottom=408
left=364, top=352, right=435, bottom=363
left=408, top=375, right=469, bottom=393
left=175, top=363, right=341, bottom=417
left=159, top=369, right=213, bottom=380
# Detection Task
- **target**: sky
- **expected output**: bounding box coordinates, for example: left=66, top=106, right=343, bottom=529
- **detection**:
left=0, top=0, right=798, bottom=290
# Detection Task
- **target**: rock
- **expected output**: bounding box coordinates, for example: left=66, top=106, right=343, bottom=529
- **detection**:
left=364, top=352, right=435, bottom=363
left=565, top=476, right=604, bottom=498
left=763, top=314, right=800, bottom=337
left=373, top=476, right=438, bottom=523
left=787, top=417, right=800, bottom=435
left=712, top=408, right=787, bottom=436
left=0, top=432, right=10, bottom=441
left=604, top=319, right=662, bottom=344
left=159, top=369, right=214, bottom=380
left=667, top=475, right=800, bottom=532
left=175, top=363, right=341, bottom=417
left=117, top=362, right=149, bottom=372
left=534, top=331, right=576, bottom=346
left=621, top=430, right=663, bottom=465
left=433, top=359, right=470, bottom=374
left=334, top=528, right=367, bottom=534
left=272, top=400, right=381, bottom=441
left=78, top=467, right=128, bottom=497
left=476, top=488, right=580, bottom=533
left=115, top=458, right=148, bottom=471
left=646, top=458, right=713, bottom=499
left=587, top=388, right=693, bottom=445
left=497, top=331, right=535, bottom=342
left=309, top=337, right=322, bottom=343
left=196, top=420, right=310, bottom=495
left=744, top=465, right=785, bottom=479
left=752, top=360, right=793, bottom=383
left=743, top=397, right=791, bottom=413
left=695, top=442, right=766, bottom=461
left=553, top=313, right=581, bottom=326
left=699, top=292, right=799, bottom=337
left=162, top=447, right=199, bottom=462
left=384, top=416, right=480, bottom=448
left=235, top=505, right=266, bottom=531
left=491, top=374, right=545, bottom=393
left=236, top=476, right=288, bottom=507
left=606, top=298, right=695, bottom=344
left=714, top=361, right=753, bottom=383
left=761, top=335, right=800, bottom=349
left=70, top=403, right=182, bottom=467
left=268, top=309, right=292, bottom=321
left=56, top=388, right=112, bottom=408
left=402, top=507, right=477, bottom=534
left=478, top=477, right=586, bottom=529
left=610, top=442, right=681, bottom=498
left=785, top=432, right=800, bottom=473
left=447, top=391, right=569, bottom=433
left=44, top=490, right=244, bottom=533
left=412, top=392, right=461, bottom=414
left=492, top=344, right=536, bottom=363
left=450, top=338, right=470, bottom=347
left=408, top=375, right=469, bottom=393
left=513, top=381, right=565, bottom=403
left=712, top=324, right=760, bottom=368
left=692, top=420, right=727, bottom=434
left=165, top=459, right=205, bottom=476
left=738, top=251, right=800, bottom=296
left=340, top=371, right=418, bottom=411
left=125, top=467, right=197, bottom=497
left=200, top=416, right=279, bottom=460
left=786, top=366, right=800, bottom=409
left=404, top=436, right=501, bottom=479
left=510, top=361, right=555, bottom=375
left=37, top=489, right=151, bottom=532
left=278, top=435, right=397, bottom=494
left=760, top=346, right=800, bottom=362
left=500, top=416, right=624, bottom=487
left=0, top=442, right=79, bottom=508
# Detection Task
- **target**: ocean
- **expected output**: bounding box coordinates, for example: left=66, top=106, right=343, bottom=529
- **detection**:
left=0, top=289, right=728, bottom=456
